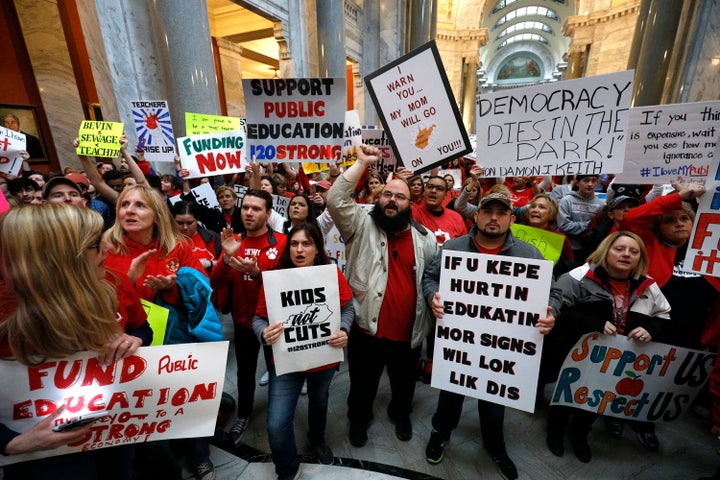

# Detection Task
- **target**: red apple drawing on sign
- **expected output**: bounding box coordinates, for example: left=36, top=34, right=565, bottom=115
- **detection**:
left=615, top=371, right=643, bottom=397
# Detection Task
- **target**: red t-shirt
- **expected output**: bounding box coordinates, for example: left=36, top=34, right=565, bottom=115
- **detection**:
left=412, top=205, right=467, bottom=248
left=377, top=229, right=416, bottom=342
left=189, top=231, right=216, bottom=263
left=106, top=269, right=147, bottom=333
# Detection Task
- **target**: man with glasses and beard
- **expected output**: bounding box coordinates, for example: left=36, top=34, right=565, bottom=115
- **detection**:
left=327, top=144, right=438, bottom=447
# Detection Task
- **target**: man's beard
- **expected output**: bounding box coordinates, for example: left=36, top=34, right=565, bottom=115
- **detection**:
left=370, top=202, right=412, bottom=235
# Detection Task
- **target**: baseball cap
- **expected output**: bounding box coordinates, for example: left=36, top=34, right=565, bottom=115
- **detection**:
left=479, top=192, right=513, bottom=210
left=316, top=180, right=332, bottom=191
left=65, top=173, right=90, bottom=189
left=42, top=176, right=82, bottom=199
left=608, top=195, right=639, bottom=211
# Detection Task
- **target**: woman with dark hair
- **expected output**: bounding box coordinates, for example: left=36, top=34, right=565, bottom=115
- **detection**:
left=408, top=175, right=425, bottom=205
left=253, top=223, right=353, bottom=480
left=281, top=194, right=334, bottom=236
left=360, top=171, right=384, bottom=204
left=545, top=231, right=671, bottom=463
left=172, top=201, right=222, bottom=272
left=160, top=174, right=182, bottom=201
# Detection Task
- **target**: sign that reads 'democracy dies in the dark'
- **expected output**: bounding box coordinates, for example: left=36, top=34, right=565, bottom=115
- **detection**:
left=243, top=78, right=346, bottom=163
left=551, top=333, right=715, bottom=422
left=434, top=250, right=553, bottom=413
left=262, top=264, right=343, bottom=376
left=0, top=342, right=229, bottom=466
left=365, top=40, right=471, bottom=174
left=476, top=70, right=633, bottom=178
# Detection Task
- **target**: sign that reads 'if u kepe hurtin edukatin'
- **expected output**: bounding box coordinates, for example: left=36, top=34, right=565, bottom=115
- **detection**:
left=365, top=40, right=471, bottom=174
left=475, top=70, right=633, bottom=178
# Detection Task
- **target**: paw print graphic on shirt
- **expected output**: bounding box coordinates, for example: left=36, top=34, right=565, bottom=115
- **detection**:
left=266, top=247, right=279, bottom=260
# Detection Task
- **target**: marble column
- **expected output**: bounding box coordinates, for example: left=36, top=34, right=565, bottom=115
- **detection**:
left=316, top=0, right=346, bottom=78
left=408, top=0, right=438, bottom=51
left=287, top=0, right=319, bottom=77
left=631, top=0, right=683, bottom=106
left=566, top=49, right=584, bottom=79
left=216, top=39, right=246, bottom=118
left=461, top=58, right=477, bottom=133
left=626, top=0, right=652, bottom=70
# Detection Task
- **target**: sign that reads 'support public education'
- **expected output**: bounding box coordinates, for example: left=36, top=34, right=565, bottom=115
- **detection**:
left=0, top=342, right=228, bottom=466
left=365, top=40, right=471, bottom=174
left=263, top=264, right=343, bottom=376
left=434, top=250, right=553, bottom=413
left=551, top=333, right=714, bottom=421
left=243, top=78, right=346, bottom=163
left=475, top=70, right=633, bottom=178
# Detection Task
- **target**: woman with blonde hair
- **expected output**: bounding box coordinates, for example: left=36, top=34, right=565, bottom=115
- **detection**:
left=103, top=184, right=206, bottom=305
left=0, top=204, right=149, bottom=479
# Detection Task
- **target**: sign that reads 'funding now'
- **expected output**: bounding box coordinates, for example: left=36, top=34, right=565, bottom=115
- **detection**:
left=475, top=70, right=633, bottom=178
left=365, top=40, right=471, bottom=174
left=177, top=130, right=247, bottom=179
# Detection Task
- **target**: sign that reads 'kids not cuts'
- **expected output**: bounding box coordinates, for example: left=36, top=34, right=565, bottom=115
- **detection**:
left=616, top=101, right=720, bottom=185
left=476, top=70, right=633, bottom=178
left=76, top=121, right=124, bottom=158
left=243, top=78, right=346, bottom=163
left=434, top=250, right=553, bottom=413
left=551, top=333, right=715, bottom=422
left=177, top=130, right=247, bottom=179
left=365, top=41, right=471, bottom=174
left=262, top=264, right=343, bottom=376
left=0, top=342, right=229, bottom=466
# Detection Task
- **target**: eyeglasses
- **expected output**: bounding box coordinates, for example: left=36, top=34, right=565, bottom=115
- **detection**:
left=380, top=191, right=408, bottom=202
left=426, top=184, right=446, bottom=192
left=87, top=236, right=102, bottom=253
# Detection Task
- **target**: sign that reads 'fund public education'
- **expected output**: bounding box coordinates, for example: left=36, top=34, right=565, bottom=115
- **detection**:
left=365, top=40, right=471, bottom=174
left=243, top=78, right=346, bottom=163
left=434, top=250, right=553, bottom=413
left=475, top=70, right=633, bottom=178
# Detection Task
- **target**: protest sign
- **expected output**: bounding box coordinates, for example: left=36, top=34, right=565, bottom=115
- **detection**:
left=272, top=194, right=291, bottom=219
left=438, top=168, right=462, bottom=190
left=323, top=204, right=373, bottom=274
left=365, top=40, right=471, bottom=174
left=362, top=129, right=397, bottom=175
left=433, top=250, right=553, bottom=413
left=476, top=70, right=633, bottom=177
left=76, top=121, right=124, bottom=158
left=0, top=342, right=228, bottom=466
left=551, top=332, right=714, bottom=421
left=233, top=184, right=248, bottom=207
left=244, top=78, right=346, bottom=162
left=141, top=299, right=169, bottom=346
left=177, top=130, right=246, bottom=179
left=131, top=100, right=176, bottom=162
left=305, top=110, right=362, bottom=174
left=0, top=126, right=27, bottom=176
left=262, top=264, right=343, bottom=375
left=683, top=140, right=720, bottom=277
left=510, top=223, right=564, bottom=264
left=168, top=182, right=220, bottom=211
left=185, top=113, right=242, bottom=135
left=616, top=101, right=719, bottom=184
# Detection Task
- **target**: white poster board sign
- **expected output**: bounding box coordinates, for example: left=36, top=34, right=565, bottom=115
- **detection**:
left=0, top=126, right=26, bottom=176
left=617, top=101, right=719, bottom=184
left=434, top=250, right=553, bottom=413
left=476, top=70, right=633, bottom=177
left=551, top=333, right=714, bottom=421
left=131, top=100, right=176, bottom=162
left=0, top=342, right=228, bottom=466
left=365, top=40, right=471, bottom=174
left=263, top=264, right=343, bottom=375
left=168, top=182, right=220, bottom=211
left=272, top=194, right=291, bottom=219
left=243, top=78, right=346, bottom=162
left=177, top=130, right=247, bottom=179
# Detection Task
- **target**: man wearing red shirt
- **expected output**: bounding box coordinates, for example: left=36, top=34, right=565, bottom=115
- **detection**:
left=211, top=189, right=286, bottom=445
left=412, top=176, right=467, bottom=248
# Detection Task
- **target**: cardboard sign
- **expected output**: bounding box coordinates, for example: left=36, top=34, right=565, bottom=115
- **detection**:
left=131, top=100, right=176, bottom=162
left=551, top=333, right=715, bottom=421
left=0, top=126, right=27, bottom=176
left=617, top=101, right=719, bottom=184
left=177, top=130, right=247, bottom=179
left=365, top=40, right=471, bottom=174
left=0, top=342, right=229, bottom=466
left=244, top=78, right=347, bottom=162
left=303, top=110, right=362, bottom=174
left=433, top=250, right=553, bottom=413
left=233, top=184, right=248, bottom=208
left=510, top=224, right=565, bottom=264
left=262, top=264, right=343, bottom=375
left=272, top=194, right=291, bottom=219
left=76, top=121, right=124, bottom=158
left=185, top=113, right=242, bottom=135
left=476, top=70, right=633, bottom=177
left=168, top=182, right=220, bottom=211
left=684, top=140, right=720, bottom=277
left=362, top=129, right=397, bottom=175
left=140, top=299, right=169, bottom=346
